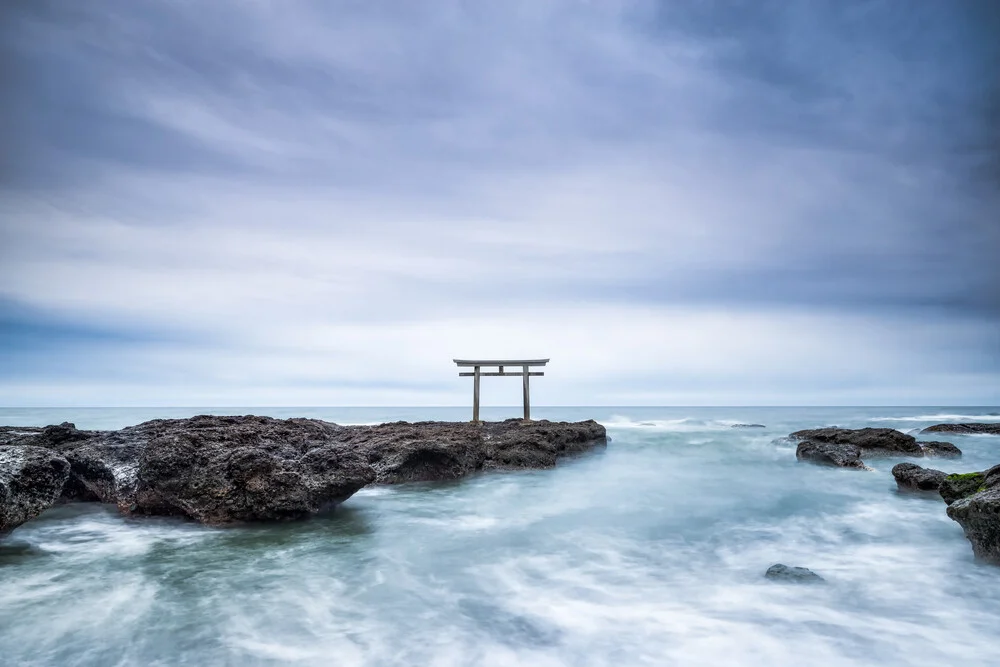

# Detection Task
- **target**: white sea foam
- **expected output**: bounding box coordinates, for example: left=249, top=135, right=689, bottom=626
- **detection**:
left=870, top=413, right=1000, bottom=422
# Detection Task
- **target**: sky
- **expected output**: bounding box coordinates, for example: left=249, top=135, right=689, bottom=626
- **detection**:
left=1, top=0, right=998, bottom=407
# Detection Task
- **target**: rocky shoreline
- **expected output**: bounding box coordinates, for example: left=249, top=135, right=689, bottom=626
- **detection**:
left=0, top=416, right=607, bottom=532
left=791, top=425, right=1000, bottom=565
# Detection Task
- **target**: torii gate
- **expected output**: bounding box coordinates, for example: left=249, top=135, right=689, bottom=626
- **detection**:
left=453, top=358, right=549, bottom=422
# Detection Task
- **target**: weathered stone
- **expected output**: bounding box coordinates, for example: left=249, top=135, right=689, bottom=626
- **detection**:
left=2, top=416, right=607, bottom=526
left=919, top=441, right=962, bottom=458
left=795, top=440, right=865, bottom=468
left=940, top=472, right=987, bottom=506
left=946, top=464, right=1000, bottom=565
left=0, top=446, right=71, bottom=534
left=891, top=462, right=947, bottom=492
left=764, top=564, right=824, bottom=583
left=922, top=423, right=1000, bottom=435
left=790, top=427, right=923, bottom=457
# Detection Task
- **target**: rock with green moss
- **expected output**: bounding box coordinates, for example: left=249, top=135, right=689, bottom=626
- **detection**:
left=939, top=472, right=986, bottom=505
left=946, top=464, right=1000, bottom=565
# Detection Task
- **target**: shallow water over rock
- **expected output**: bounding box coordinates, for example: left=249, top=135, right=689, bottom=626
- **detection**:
left=2, top=406, right=999, bottom=666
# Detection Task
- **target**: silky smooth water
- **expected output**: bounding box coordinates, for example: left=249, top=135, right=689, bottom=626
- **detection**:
left=1, top=407, right=999, bottom=667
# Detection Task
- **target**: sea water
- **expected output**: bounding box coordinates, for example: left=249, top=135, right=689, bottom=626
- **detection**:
left=1, top=406, right=999, bottom=667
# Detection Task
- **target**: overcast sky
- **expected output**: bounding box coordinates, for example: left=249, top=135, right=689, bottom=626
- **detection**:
left=1, top=0, right=998, bottom=407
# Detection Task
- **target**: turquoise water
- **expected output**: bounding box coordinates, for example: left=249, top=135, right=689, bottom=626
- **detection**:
left=1, top=407, right=999, bottom=666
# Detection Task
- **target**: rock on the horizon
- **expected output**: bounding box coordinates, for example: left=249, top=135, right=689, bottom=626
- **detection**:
left=922, top=423, right=1000, bottom=435
left=891, top=462, right=947, bottom=492
left=919, top=441, right=962, bottom=458
left=795, top=440, right=866, bottom=468
left=764, top=564, right=825, bottom=583
left=0, top=446, right=71, bottom=533
left=946, top=464, right=1000, bottom=565
left=731, top=424, right=766, bottom=429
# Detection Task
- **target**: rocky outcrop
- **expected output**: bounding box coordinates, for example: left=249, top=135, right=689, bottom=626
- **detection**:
left=940, top=472, right=987, bottom=506
left=919, top=441, right=962, bottom=458
left=946, top=464, right=1000, bottom=564
left=790, top=428, right=961, bottom=469
left=922, top=423, right=1000, bottom=435
left=764, top=564, right=824, bottom=583
left=0, top=416, right=607, bottom=527
left=795, top=440, right=865, bottom=469
left=891, top=463, right=947, bottom=492
left=0, top=446, right=71, bottom=533
left=338, top=419, right=607, bottom=484
left=731, top=424, right=766, bottom=428
left=791, top=428, right=923, bottom=457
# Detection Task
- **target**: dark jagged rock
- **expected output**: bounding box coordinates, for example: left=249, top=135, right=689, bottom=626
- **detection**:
left=940, top=472, right=987, bottom=506
left=337, top=418, right=607, bottom=484
left=731, top=423, right=766, bottom=428
left=919, top=441, right=962, bottom=458
left=0, top=446, right=71, bottom=533
left=891, top=463, right=947, bottom=492
left=0, top=416, right=607, bottom=527
left=795, top=440, right=865, bottom=469
left=790, top=427, right=923, bottom=457
left=922, top=423, right=1000, bottom=435
left=946, top=464, right=1000, bottom=564
left=764, top=564, right=824, bottom=583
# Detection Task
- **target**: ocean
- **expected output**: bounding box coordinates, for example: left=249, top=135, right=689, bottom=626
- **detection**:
left=1, top=406, right=999, bottom=666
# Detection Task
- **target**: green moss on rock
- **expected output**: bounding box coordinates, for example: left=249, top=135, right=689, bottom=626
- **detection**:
left=940, top=472, right=986, bottom=505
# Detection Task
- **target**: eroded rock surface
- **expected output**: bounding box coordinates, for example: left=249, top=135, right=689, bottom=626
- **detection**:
left=946, top=464, right=1000, bottom=565
left=795, top=440, right=865, bottom=469
left=764, top=564, right=824, bottom=583
left=891, top=463, right=947, bottom=492
left=790, top=428, right=961, bottom=469
left=1, top=416, right=607, bottom=527
left=0, top=446, right=71, bottom=533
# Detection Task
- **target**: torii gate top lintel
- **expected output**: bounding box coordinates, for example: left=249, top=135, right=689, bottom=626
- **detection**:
left=453, top=358, right=549, bottom=422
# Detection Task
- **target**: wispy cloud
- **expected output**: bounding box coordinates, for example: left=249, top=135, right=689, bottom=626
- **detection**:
left=1, top=0, right=997, bottom=406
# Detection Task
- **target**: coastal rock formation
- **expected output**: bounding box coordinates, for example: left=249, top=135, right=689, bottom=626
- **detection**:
left=891, top=463, right=947, bottom=492
left=0, top=446, right=71, bottom=533
left=946, top=464, right=1000, bottom=564
left=922, top=423, right=1000, bottom=435
left=339, top=418, right=608, bottom=484
left=791, top=428, right=923, bottom=457
left=919, top=441, right=962, bottom=458
left=790, top=428, right=961, bottom=468
left=764, top=564, right=824, bottom=583
left=940, top=471, right=988, bottom=506
left=731, top=424, right=766, bottom=429
left=795, top=440, right=865, bottom=469
left=0, top=416, right=607, bottom=528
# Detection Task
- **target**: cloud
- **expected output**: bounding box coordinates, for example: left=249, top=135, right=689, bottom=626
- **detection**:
left=0, top=0, right=997, bottom=406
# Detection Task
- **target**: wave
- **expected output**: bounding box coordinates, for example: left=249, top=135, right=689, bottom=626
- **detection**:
left=870, top=413, right=1000, bottom=423
left=603, top=416, right=763, bottom=432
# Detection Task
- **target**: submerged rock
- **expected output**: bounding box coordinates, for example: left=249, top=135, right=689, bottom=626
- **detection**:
left=946, top=464, right=1000, bottom=565
left=0, top=446, right=71, bottom=533
left=731, top=424, right=766, bottom=429
left=919, top=441, right=962, bottom=458
left=891, top=463, right=947, bottom=492
left=0, top=416, right=607, bottom=527
left=795, top=440, right=865, bottom=469
left=764, top=564, right=824, bottom=583
left=922, top=423, right=1000, bottom=435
